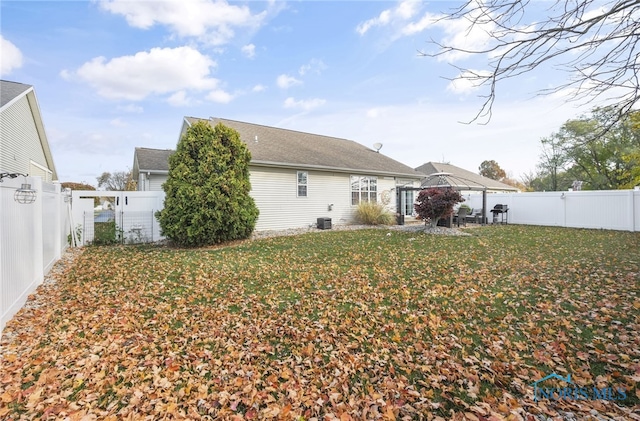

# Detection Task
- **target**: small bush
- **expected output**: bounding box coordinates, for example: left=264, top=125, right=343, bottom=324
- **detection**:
left=92, top=221, right=119, bottom=245
left=354, top=201, right=394, bottom=225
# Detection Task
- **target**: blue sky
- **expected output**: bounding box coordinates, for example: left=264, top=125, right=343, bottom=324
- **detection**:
left=1, top=0, right=599, bottom=185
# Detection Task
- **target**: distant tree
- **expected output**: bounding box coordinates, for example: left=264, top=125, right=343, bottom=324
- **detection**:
left=500, top=175, right=525, bottom=191
left=536, top=107, right=640, bottom=190
left=527, top=170, right=574, bottom=192
left=157, top=121, right=259, bottom=247
left=414, top=188, right=463, bottom=227
left=538, top=135, right=569, bottom=191
left=479, top=160, right=506, bottom=180
left=96, top=171, right=136, bottom=191
left=425, top=0, right=640, bottom=127
left=61, top=182, right=95, bottom=191
left=620, top=111, right=640, bottom=188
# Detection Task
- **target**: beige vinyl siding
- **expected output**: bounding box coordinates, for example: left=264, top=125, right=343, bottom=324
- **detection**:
left=149, top=174, right=168, bottom=191
left=249, top=166, right=354, bottom=231
left=0, top=96, right=49, bottom=176
left=29, top=161, right=53, bottom=182
left=377, top=177, right=400, bottom=213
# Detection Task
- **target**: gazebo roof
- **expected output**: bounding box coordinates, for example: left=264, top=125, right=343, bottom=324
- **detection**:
left=416, top=162, right=519, bottom=192
left=420, top=172, right=488, bottom=191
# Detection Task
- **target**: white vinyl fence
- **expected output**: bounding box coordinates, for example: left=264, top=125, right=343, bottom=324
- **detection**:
left=70, top=190, right=165, bottom=245
left=464, top=189, right=640, bottom=232
left=1, top=177, right=69, bottom=336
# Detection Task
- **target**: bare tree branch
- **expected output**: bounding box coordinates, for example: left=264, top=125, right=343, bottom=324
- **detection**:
left=422, top=0, right=640, bottom=126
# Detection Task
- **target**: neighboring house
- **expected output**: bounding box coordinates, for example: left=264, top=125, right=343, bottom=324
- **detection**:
left=416, top=162, right=519, bottom=193
left=133, top=117, right=423, bottom=231
left=132, top=147, right=173, bottom=191
left=0, top=80, right=57, bottom=181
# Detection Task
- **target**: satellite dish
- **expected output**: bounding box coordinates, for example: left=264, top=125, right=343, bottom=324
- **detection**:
left=373, top=142, right=383, bottom=152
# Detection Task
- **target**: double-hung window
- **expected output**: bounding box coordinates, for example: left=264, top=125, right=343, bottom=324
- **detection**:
left=297, top=171, right=308, bottom=197
left=351, top=176, right=377, bottom=205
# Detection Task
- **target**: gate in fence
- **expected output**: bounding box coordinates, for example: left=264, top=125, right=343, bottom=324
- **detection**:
left=71, top=190, right=165, bottom=245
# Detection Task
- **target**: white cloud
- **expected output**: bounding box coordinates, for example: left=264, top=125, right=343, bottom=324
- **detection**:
left=117, top=104, right=144, bottom=113
left=63, top=46, right=219, bottom=101
left=446, top=70, right=492, bottom=94
left=241, top=43, right=256, bottom=58
left=110, top=118, right=127, bottom=127
left=252, top=84, right=266, bottom=92
left=366, top=107, right=390, bottom=118
left=283, top=97, right=326, bottom=111
left=276, top=74, right=302, bottom=89
left=299, top=59, right=327, bottom=76
left=0, top=36, right=23, bottom=76
left=167, top=90, right=192, bottom=106
left=357, top=9, right=392, bottom=35
left=206, top=89, right=234, bottom=103
left=399, top=12, right=438, bottom=36
left=99, top=0, right=267, bottom=46
left=356, top=0, right=421, bottom=35
left=431, top=8, right=498, bottom=63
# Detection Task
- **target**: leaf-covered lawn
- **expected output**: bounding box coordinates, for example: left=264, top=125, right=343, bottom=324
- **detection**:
left=1, top=226, right=639, bottom=420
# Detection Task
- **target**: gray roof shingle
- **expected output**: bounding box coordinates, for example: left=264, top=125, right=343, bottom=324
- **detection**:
left=182, top=117, right=421, bottom=178
left=1, top=80, right=32, bottom=109
left=0, top=80, right=31, bottom=108
left=134, top=147, right=174, bottom=172
left=416, top=162, right=519, bottom=191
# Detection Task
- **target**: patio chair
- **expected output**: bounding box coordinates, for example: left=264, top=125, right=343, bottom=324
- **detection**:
left=456, top=207, right=468, bottom=227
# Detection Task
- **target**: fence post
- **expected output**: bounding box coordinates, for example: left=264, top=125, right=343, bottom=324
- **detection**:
left=629, top=190, right=636, bottom=232
left=32, top=177, right=44, bottom=286
left=53, top=183, right=62, bottom=261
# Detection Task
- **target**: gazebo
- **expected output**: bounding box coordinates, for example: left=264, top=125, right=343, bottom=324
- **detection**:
left=396, top=172, right=489, bottom=226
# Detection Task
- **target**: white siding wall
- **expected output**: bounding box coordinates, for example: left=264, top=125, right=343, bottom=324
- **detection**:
left=149, top=174, right=168, bottom=191
left=250, top=167, right=349, bottom=231
left=0, top=95, right=49, bottom=176
left=249, top=167, right=401, bottom=231
left=138, top=165, right=415, bottom=230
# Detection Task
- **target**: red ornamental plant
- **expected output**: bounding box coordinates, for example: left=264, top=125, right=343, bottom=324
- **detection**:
left=414, top=188, right=464, bottom=227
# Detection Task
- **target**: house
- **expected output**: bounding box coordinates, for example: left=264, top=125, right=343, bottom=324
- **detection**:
left=132, top=117, right=423, bottom=231
left=416, top=162, right=519, bottom=193
left=132, top=147, right=173, bottom=191
left=0, top=80, right=57, bottom=181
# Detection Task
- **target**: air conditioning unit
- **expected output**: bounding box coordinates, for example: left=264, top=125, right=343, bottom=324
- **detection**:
left=317, top=217, right=332, bottom=230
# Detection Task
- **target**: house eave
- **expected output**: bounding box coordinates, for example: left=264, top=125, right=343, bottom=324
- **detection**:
left=250, top=160, right=422, bottom=180
left=139, top=169, right=169, bottom=175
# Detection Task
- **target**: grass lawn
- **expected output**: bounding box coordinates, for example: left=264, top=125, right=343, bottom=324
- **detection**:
left=1, top=225, right=639, bottom=420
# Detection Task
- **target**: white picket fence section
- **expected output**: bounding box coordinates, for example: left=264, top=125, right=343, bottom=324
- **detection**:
left=464, top=189, right=640, bottom=231
left=0, top=177, right=70, bottom=336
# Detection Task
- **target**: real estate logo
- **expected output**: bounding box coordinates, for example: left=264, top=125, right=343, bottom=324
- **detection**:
left=531, top=373, right=627, bottom=402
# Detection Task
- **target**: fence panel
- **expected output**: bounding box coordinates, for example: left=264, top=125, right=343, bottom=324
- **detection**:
left=71, top=191, right=165, bottom=245
left=119, top=211, right=155, bottom=244
left=465, top=190, right=639, bottom=231
left=42, top=182, right=60, bottom=273
left=1, top=178, right=67, bottom=337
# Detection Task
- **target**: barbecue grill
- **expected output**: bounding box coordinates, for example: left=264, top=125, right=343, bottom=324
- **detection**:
left=491, top=204, right=508, bottom=224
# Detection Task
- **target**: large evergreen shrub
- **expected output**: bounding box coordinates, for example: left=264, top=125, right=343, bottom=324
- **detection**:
left=157, top=121, right=259, bottom=246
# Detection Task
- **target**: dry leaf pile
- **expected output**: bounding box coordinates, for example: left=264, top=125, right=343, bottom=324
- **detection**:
left=1, top=226, right=639, bottom=420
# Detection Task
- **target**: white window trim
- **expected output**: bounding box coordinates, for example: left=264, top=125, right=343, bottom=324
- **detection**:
left=350, top=175, right=378, bottom=206
left=297, top=171, right=308, bottom=197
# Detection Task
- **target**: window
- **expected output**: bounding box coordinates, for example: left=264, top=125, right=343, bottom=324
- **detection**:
left=297, top=171, right=308, bottom=197
left=351, top=176, right=377, bottom=205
